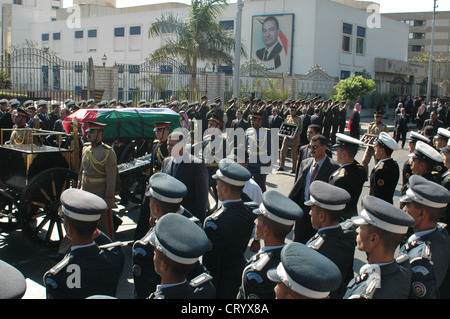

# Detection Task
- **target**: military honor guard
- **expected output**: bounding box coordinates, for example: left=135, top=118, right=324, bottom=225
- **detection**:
left=344, top=195, right=415, bottom=299
left=132, top=173, right=203, bottom=299
left=369, top=132, right=400, bottom=204
left=148, top=213, right=215, bottom=299
left=238, top=190, right=303, bottom=299
left=267, top=242, right=342, bottom=299
left=402, top=131, right=431, bottom=189
left=441, top=145, right=450, bottom=232
left=278, top=105, right=303, bottom=173
left=399, top=175, right=450, bottom=299
left=78, top=121, right=118, bottom=240
left=304, top=181, right=356, bottom=299
left=43, top=189, right=125, bottom=299
left=7, top=108, right=33, bottom=145
left=329, top=133, right=367, bottom=219
left=134, top=121, right=171, bottom=240
left=401, top=140, right=444, bottom=197
left=245, top=110, right=272, bottom=192
left=361, top=111, right=390, bottom=176
left=203, top=159, right=256, bottom=299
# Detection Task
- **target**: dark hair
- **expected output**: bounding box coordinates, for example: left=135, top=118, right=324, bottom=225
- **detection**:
left=308, top=124, right=321, bottom=134
left=310, top=134, right=327, bottom=146
left=367, top=224, right=404, bottom=253
left=260, top=215, right=293, bottom=239
left=64, top=215, right=98, bottom=240
left=263, top=16, right=279, bottom=30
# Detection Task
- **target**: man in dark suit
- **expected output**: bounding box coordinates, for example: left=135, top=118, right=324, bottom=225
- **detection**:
left=295, top=124, right=332, bottom=182
left=299, top=107, right=311, bottom=145
left=268, top=108, right=283, bottom=129
left=161, top=131, right=209, bottom=223
left=255, top=16, right=283, bottom=70
left=231, top=109, right=249, bottom=131
left=288, top=135, right=340, bottom=243
left=395, top=106, right=410, bottom=148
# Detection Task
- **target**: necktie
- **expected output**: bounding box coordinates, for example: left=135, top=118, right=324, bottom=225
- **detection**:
left=263, top=50, right=268, bottom=61
left=310, top=162, right=319, bottom=183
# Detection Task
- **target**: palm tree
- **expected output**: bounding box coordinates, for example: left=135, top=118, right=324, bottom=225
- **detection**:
left=148, top=0, right=246, bottom=98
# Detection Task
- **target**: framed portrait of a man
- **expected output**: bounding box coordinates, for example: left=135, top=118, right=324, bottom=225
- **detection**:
left=251, top=14, right=294, bottom=75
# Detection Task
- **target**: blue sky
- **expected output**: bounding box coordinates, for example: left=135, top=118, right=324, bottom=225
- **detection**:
left=112, top=0, right=450, bottom=13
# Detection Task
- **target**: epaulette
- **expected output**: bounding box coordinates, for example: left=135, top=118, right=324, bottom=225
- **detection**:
left=244, top=201, right=259, bottom=211
left=190, top=273, right=213, bottom=288
left=360, top=276, right=379, bottom=299
left=340, top=219, right=354, bottom=230
left=395, top=253, right=410, bottom=265
left=46, top=255, right=70, bottom=276
left=189, top=215, right=201, bottom=225
left=251, top=253, right=270, bottom=272
left=102, top=143, right=112, bottom=150
left=308, top=234, right=325, bottom=250
left=208, top=206, right=224, bottom=221
left=437, top=222, right=448, bottom=230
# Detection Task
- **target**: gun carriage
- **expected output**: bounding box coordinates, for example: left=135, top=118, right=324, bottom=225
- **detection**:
left=0, top=108, right=181, bottom=248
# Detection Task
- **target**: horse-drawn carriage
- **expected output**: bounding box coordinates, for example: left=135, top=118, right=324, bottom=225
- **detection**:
left=0, top=108, right=181, bottom=248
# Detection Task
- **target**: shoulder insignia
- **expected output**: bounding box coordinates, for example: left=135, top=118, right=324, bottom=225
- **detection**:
left=412, top=265, right=430, bottom=277
left=209, top=206, right=225, bottom=220
left=377, top=179, right=385, bottom=186
left=363, top=277, right=378, bottom=298
left=339, top=168, right=346, bottom=178
left=378, top=161, right=385, bottom=170
left=246, top=272, right=264, bottom=284
left=190, top=273, right=213, bottom=288
left=437, top=222, right=448, bottom=230
left=204, top=220, right=218, bottom=230
left=340, top=219, right=354, bottom=230
left=395, top=253, right=410, bottom=264
left=252, top=253, right=270, bottom=271
left=309, top=235, right=325, bottom=250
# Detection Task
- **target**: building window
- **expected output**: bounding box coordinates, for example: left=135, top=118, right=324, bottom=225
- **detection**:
left=88, top=29, right=98, bottom=52
left=356, top=26, right=365, bottom=55
left=409, top=32, right=425, bottom=39
left=340, top=70, right=351, bottom=79
left=74, top=30, right=84, bottom=53
left=114, top=27, right=125, bottom=51
left=220, top=20, right=234, bottom=31
left=114, top=27, right=125, bottom=37
left=53, top=32, right=61, bottom=40
left=403, top=20, right=425, bottom=27
left=408, top=45, right=424, bottom=52
left=129, top=26, right=142, bottom=51
left=75, top=30, right=84, bottom=39
left=42, top=33, right=50, bottom=41
left=342, top=23, right=352, bottom=53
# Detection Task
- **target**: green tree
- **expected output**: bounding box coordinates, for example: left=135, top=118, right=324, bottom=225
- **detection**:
left=148, top=0, right=246, bottom=98
left=333, top=74, right=376, bottom=104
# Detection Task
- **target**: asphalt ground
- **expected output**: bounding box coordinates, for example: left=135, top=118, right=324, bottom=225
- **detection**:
left=0, top=111, right=416, bottom=299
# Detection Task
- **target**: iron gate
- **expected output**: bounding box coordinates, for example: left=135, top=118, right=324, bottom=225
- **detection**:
left=0, top=47, right=89, bottom=101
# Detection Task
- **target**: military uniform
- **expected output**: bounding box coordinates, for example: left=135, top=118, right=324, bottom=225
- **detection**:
left=134, top=122, right=171, bottom=240
left=238, top=190, right=303, bottom=299
left=245, top=111, right=272, bottom=192
left=267, top=242, right=342, bottom=299
left=361, top=115, right=389, bottom=174
left=329, top=162, right=367, bottom=219
left=345, top=195, right=415, bottom=299
left=369, top=132, right=401, bottom=204
left=303, top=181, right=355, bottom=299
left=399, top=175, right=450, bottom=299
left=8, top=109, right=33, bottom=145
left=43, top=189, right=124, bottom=299
left=145, top=213, right=215, bottom=299
left=78, top=122, right=117, bottom=240
left=279, top=110, right=303, bottom=172
left=203, top=159, right=256, bottom=299
left=132, top=173, right=203, bottom=299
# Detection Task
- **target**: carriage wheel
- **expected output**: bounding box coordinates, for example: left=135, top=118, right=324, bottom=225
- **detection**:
left=19, top=168, right=78, bottom=248
left=0, top=196, right=20, bottom=231
left=119, top=173, right=148, bottom=205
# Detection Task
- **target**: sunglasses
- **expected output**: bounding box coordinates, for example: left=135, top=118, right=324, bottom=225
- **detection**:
left=308, top=145, right=321, bottom=149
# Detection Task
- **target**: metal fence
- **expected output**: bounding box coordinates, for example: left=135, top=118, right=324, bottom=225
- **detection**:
left=0, top=48, right=89, bottom=102
left=117, top=57, right=207, bottom=103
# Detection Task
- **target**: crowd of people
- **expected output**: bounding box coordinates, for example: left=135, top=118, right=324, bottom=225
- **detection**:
left=0, top=93, right=449, bottom=300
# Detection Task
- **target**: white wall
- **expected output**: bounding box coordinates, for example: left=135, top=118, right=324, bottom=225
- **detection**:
left=16, top=0, right=409, bottom=79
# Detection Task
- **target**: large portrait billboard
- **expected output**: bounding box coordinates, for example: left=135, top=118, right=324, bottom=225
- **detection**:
left=251, top=14, right=294, bottom=75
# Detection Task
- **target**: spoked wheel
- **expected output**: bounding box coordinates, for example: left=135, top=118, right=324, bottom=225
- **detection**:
left=19, top=168, right=78, bottom=248
left=119, top=172, right=148, bottom=205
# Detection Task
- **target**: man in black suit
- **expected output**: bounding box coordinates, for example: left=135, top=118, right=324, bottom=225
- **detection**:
left=299, top=106, right=311, bottom=145
left=232, top=109, right=249, bottom=131
left=395, top=106, right=410, bottom=148
left=288, top=135, right=340, bottom=243
left=161, top=131, right=209, bottom=223
left=255, top=16, right=283, bottom=70
left=295, top=124, right=332, bottom=182
left=268, top=107, right=283, bottom=129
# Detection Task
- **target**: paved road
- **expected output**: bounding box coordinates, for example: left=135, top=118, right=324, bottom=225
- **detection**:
left=0, top=112, right=416, bottom=299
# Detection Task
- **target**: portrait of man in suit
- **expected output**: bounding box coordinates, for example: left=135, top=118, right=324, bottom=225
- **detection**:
left=252, top=14, right=293, bottom=74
